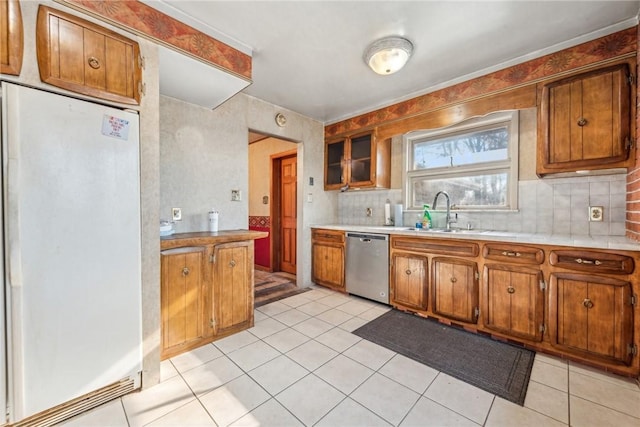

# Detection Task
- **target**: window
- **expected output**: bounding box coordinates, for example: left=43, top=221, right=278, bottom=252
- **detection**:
left=404, top=111, right=519, bottom=211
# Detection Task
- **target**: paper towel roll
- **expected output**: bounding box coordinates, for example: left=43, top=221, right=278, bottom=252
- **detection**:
left=384, top=201, right=391, bottom=225
left=393, top=204, right=403, bottom=226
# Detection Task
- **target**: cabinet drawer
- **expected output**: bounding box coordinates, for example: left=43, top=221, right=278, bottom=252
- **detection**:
left=391, top=236, right=479, bottom=257
left=312, top=229, right=345, bottom=244
left=549, top=250, right=634, bottom=274
left=483, top=243, right=544, bottom=265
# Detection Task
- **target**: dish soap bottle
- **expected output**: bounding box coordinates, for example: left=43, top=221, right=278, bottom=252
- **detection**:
left=422, top=204, right=432, bottom=229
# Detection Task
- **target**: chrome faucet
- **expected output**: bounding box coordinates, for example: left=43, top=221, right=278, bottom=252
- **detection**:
left=432, top=191, right=456, bottom=230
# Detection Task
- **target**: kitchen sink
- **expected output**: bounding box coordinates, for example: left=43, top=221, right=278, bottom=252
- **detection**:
left=417, top=228, right=489, bottom=234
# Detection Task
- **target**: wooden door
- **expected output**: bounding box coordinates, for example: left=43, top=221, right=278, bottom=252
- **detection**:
left=549, top=273, right=634, bottom=365
left=161, top=247, right=206, bottom=359
left=279, top=155, right=297, bottom=274
left=312, top=242, right=345, bottom=289
left=432, top=257, right=478, bottom=323
left=214, top=241, right=253, bottom=335
left=483, top=264, right=544, bottom=341
left=391, top=253, right=428, bottom=310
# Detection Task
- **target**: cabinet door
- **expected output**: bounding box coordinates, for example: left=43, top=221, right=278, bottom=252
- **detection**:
left=483, top=264, right=544, bottom=341
left=391, top=253, right=428, bottom=310
left=349, top=133, right=373, bottom=186
left=549, top=273, right=634, bottom=365
left=36, top=5, right=142, bottom=105
left=432, top=257, right=478, bottom=323
left=214, top=241, right=253, bottom=336
left=539, top=63, right=631, bottom=174
left=1, top=0, right=23, bottom=75
left=325, top=139, right=346, bottom=189
left=161, top=247, right=207, bottom=359
left=312, top=242, right=345, bottom=290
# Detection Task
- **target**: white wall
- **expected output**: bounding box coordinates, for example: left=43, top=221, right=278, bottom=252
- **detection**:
left=159, top=94, right=336, bottom=287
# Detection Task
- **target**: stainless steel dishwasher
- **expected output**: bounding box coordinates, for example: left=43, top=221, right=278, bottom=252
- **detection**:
left=345, top=232, right=389, bottom=304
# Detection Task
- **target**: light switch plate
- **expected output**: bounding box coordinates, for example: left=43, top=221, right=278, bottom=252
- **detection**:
left=231, top=189, right=241, bottom=201
left=172, top=207, right=182, bottom=221
left=589, top=206, right=603, bottom=222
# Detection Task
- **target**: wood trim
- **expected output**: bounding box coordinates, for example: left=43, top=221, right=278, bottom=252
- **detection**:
left=0, top=0, right=23, bottom=75
left=325, top=27, right=637, bottom=138
left=56, top=0, right=251, bottom=80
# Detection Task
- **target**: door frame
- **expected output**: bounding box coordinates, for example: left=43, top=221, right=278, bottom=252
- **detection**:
left=270, top=149, right=298, bottom=273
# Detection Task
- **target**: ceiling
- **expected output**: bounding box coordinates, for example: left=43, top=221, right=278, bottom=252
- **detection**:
left=145, top=1, right=639, bottom=124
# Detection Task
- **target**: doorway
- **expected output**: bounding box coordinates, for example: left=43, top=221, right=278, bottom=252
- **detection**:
left=247, top=132, right=297, bottom=274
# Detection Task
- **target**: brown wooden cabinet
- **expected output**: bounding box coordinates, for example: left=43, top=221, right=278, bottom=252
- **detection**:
left=161, top=246, right=211, bottom=359
left=483, top=264, right=545, bottom=342
left=1, top=0, right=23, bottom=75
left=213, top=241, right=253, bottom=336
left=36, top=5, right=143, bottom=105
left=549, top=273, right=634, bottom=366
left=537, top=62, right=633, bottom=175
left=324, top=131, right=390, bottom=190
left=432, top=257, right=478, bottom=323
left=312, top=229, right=345, bottom=290
left=391, top=252, right=428, bottom=310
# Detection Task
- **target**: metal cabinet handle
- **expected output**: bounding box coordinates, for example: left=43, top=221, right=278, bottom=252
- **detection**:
left=577, top=117, right=588, bottom=127
left=507, top=286, right=515, bottom=294
left=583, top=298, right=594, bottom=309
left=501, top=251, right=521, bottom=257
left=575, top=258, right=602, bottom=266
left=450, top=277, right=457, bottom=283
left=182, top=267, right=190, bottom=276
left=405, top=269, right=412, bottom=275
left=230, top=260, right=237, bottom=268
left=88, top=56, right=101, bottom=69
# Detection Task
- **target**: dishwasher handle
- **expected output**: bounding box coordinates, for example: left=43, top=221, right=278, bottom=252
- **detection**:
left=346, top=232, right=389, bottom=241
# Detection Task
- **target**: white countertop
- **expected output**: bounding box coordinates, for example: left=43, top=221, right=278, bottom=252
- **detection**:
left=313, top=225, right=640, bottom=252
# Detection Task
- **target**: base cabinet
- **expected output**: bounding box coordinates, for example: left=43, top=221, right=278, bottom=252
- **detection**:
left=483, top=264, right=544, bottom=342
left=311, top=229, right=345, bottom=290
left=432, top=257, right=478, bottom=323
left=391, top=253, right=428, bottom=310
left=549, top=273, right=634, bottom=365
left=214, top=241, right=253, bottom=336
left=161, top=246, right=211, bottom=358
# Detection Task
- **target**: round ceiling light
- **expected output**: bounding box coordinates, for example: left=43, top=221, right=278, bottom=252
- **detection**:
left=364, top=36, right=413, bottom=75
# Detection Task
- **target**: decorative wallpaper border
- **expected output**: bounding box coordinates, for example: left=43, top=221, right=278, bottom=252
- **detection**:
left=326, top=27, right=636, bottom=137
left=58, top=0, right=251, bottom=80
left=249, top=216, right=270, bottom=228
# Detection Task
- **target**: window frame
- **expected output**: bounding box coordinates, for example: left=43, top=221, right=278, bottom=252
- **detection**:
left=403, top=110, right=519, bottom=212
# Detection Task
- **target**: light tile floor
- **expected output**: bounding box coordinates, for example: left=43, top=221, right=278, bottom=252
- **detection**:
left=61, top=285, right=640, bottom=427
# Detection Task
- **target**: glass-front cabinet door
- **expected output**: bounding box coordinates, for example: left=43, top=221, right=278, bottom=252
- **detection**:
left=349, top=133, right=373, bottom=185
left=325, top=138, right=345, bottom=188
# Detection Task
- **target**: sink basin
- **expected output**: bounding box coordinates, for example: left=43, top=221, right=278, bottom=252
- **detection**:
left=421, top=228, right=489, bottom=234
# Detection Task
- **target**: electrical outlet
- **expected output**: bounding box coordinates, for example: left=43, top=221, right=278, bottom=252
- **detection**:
left=589, top=206, right=603, bottom=222
left=366, top=207, right=373, bottom=217
left=231, top=189, right=241, bottom=201
left=172, top=207, right=182, bottom=221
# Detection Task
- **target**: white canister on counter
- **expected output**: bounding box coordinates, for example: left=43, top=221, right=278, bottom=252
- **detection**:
left=208, top=209, right=219, bottom=232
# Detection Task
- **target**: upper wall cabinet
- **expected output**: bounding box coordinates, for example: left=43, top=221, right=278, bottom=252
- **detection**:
left=36, top=6, right=143, bottom=105
left=1, top=0, right=23, bottom=75
left=324, top=131, right=390, bottom=190
left=537, top=62, right=634, bottom=176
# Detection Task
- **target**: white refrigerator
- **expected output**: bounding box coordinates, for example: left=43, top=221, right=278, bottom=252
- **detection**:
left=0, top=82, right=143, bottom=424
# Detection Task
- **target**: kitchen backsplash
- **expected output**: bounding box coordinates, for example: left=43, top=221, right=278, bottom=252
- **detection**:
left=337, top=173, right=627, bottom=236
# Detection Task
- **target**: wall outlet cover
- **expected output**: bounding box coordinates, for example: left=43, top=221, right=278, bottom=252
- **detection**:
left=172, top=207, right=182, bottom=221
left=589, top=206, right=603, bottom=222
left=231, top=189, right=241, bottom=201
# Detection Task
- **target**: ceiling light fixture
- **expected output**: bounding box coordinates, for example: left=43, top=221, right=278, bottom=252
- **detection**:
left=364, top=36, right=413, bottom=75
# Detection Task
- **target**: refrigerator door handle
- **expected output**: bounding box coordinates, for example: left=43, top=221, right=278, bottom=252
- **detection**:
left=5, top=140, right=22, bottom=288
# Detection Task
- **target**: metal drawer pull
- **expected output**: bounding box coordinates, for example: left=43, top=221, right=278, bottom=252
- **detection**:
left=507, top=286, right=515, bottom=294
left=405, top=269, right=411, bottom=275
left=577, top=117, right=587, bottom=127
left=230, top=260, right=237, bottom=267
left=583, top=298, right=594, bottom=309
left=182, top=267, right=190, bottom=276
left=501, top=251, right=521, bottom=257
left=450, top=277, right=457, bottom=283
left=575, top=258, right=602, bottom=266
left=88, top=56, right=101, bottom=69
